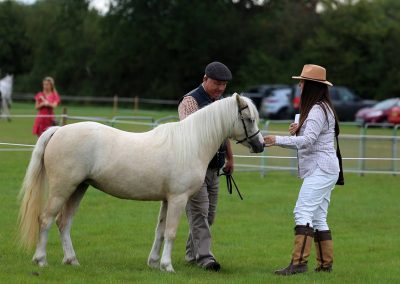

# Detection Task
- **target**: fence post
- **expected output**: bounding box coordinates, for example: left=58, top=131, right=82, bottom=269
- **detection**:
left=392, top=125, right=399, bottom=176
left=260, top=120, right=270, bottom=178
left=134, top=96, right=139, bottom=112
left=113, top=95, right=118, bottom=115
left=358, top=124, right=367, bottom=176
left=61, top=107, right=67, bottom=126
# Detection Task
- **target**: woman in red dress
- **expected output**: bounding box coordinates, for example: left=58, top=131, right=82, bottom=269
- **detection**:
left=32, top=77, right=61, bottom=137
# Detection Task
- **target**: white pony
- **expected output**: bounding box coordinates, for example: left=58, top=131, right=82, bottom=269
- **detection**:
left=18, top=93, right=264, bottom=272
left=0, top=74, right=13, bottom=121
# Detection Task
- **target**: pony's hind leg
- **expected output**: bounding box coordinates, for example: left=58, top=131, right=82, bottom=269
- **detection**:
left=56, top=183, right=88, bottom=265
left=148, top=200, right=167, bottom=269
left=160, top=194, right=188, bottom=272
left=32, top=196, right=68, bottom=267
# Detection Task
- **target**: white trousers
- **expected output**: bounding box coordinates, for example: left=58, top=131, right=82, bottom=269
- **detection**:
left=294, top=168, right=338, bottom=231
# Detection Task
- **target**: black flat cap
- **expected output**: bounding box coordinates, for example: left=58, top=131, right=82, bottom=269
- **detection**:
left=205, top=61, right=232, bottom=81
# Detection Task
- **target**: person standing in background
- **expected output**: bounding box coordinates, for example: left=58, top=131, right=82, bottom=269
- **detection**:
left=178, top=61, right=234, bottom=271
left=32, top=77, right=61, bottom=137
left=0, top=74, right=13, bottom=122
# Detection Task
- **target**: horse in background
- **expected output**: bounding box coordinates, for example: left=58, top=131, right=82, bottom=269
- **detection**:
left=17, top=93, right=265, bottom=272
left=0, top=74, right=13, bottom=121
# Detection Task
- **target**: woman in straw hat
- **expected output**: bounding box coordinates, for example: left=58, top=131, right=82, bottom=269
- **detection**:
left=264, top=64, right=341, bottom=275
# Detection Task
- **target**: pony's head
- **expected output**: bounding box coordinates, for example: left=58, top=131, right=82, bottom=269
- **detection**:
left=231, top=93, right=264, bottom=153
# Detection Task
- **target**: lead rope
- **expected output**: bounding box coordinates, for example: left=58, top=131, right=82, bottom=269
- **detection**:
left=218, top=169, right=243, bottom=200
left=335, top=120, right=345, bottom=185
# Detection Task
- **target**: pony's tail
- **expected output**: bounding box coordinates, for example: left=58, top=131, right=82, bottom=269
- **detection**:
left=18, top=126, right=60, bottom=250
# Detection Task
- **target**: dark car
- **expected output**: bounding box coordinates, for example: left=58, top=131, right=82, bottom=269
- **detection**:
left=355, top=98, right=400, bottom=125
left=292, top=85, right=376, bottom=121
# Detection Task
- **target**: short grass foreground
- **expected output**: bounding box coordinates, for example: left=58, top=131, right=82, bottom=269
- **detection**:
left=0, top=158, right=399, bottom=283
left=0, top=103, right=399, bottom=283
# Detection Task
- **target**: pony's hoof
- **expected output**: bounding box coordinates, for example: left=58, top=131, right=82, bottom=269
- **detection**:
left=63, top=257, right=80, bottom=266
left=160, top=262, right=175, bottom=272
left=147, top=258, right=160, bottom=269
left=32, top=256, right=48, bottom=267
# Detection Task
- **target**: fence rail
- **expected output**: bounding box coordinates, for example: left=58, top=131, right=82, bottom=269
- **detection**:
left=12, top=93, right=179, bottom=106
left=1, top=115, right=399, bottom=176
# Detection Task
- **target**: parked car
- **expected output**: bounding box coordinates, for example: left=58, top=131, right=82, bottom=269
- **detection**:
left=259, top=87, right=294, bottom=119
left=241, top=84, right=293, bottom=119
left=292, top=85, right=376, bottom=121
left=388, top=105, right=400, bottom=124
left=355, top=98, right=400, bottom=125
left=241, top=84, right=289, bottom=111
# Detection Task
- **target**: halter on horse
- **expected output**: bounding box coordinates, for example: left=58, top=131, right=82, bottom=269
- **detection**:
left=18, top=93, right=264, bottom=272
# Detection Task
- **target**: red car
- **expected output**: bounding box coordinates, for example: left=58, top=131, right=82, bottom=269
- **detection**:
left=355, top=98, right=400, bottom=125
left=388, top=106, right=400, bottom=124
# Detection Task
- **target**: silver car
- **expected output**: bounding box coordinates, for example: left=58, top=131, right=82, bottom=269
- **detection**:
left=259, top=87, right=294, bottom=119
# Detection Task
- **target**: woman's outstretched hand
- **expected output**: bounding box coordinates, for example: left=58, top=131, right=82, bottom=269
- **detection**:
left=264, top=135, right=276, bottom=147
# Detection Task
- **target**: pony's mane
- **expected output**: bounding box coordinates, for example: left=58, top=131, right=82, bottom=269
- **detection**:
left=151, top=94, right=258, bottom=167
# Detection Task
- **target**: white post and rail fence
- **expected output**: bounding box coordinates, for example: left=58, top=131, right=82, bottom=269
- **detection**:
left=1, top=109, right=399, bottom=176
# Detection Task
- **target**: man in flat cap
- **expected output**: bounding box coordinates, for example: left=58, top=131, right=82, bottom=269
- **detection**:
left=178, top=61, right=234, bottom=271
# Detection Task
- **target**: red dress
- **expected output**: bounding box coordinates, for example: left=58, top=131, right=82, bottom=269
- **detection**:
left=32, top=91, right=61, bottom=136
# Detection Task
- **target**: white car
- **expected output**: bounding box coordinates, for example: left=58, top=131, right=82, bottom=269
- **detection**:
left=259, top=87, right=294, bottom=119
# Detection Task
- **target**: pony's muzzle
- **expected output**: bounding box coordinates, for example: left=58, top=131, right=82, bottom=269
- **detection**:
left=249, top=135, right=265, bottom=153
left=251, top=143, right=265, bottom=153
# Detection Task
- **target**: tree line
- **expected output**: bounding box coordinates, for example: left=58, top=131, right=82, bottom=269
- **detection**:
left=1, top=0, right=399, bottom=101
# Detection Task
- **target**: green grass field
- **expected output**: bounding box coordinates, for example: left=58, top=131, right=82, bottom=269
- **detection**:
left=0, top=103, right=399, bottom=283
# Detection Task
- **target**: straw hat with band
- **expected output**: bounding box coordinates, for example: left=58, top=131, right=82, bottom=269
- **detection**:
left=292, top=64, right=333, bottom=86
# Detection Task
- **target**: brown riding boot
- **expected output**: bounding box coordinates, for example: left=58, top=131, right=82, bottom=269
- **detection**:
left=314, top=229, right=333, bottom=272
left=275, top=224, right=314, bottom=276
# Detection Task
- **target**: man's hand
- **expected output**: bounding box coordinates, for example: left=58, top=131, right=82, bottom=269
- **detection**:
left=224, top=158, right=234, bottom=174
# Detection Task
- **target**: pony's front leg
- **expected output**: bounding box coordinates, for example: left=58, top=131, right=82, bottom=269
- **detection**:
left=148, top=200, right=167, bottom=269
left=160, top=195, right=188, bottom=272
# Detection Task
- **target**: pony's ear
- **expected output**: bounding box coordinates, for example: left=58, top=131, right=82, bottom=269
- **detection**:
left=234, top=92, right=245, bottom=108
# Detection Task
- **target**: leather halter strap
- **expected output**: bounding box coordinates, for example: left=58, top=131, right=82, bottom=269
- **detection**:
left=235, top=105, right=260, bottom=144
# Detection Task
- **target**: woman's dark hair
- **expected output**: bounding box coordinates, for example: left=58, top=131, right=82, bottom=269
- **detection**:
left=296, top=80, right=340, bottom=135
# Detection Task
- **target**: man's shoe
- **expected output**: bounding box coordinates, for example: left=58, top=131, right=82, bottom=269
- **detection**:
left=204, top=261, right=221, bottom=272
